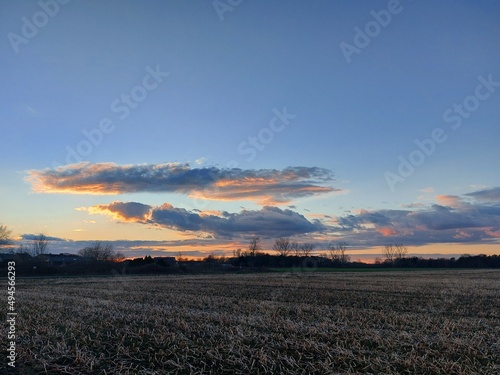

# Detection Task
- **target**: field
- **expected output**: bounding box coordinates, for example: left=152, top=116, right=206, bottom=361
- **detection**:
left=3, top=270, right=499, bottom=374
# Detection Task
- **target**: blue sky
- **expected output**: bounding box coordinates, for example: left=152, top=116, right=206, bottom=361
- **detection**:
left=1, top=0, right=500, bottom=260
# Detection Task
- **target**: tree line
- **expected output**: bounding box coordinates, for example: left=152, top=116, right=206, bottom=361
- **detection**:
left=1, top=225, right=499, bottom=275
left=0, top=225, right=123, bottom=260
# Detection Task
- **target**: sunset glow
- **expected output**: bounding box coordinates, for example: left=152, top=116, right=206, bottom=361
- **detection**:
left=1, top=1, right=499, bottom=261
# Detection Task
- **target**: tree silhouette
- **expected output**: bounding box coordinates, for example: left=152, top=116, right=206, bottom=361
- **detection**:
left=0, top=225, right=12, bottom=247
left=273, top=237, right=292, bottom=256
left=300, top=243, right=315, bottom=256
left=248, top=236, right=261, bottom=257
left=328, top=242, right=350, bottom=263
left=30, top=234, right=49, bottom=256
left=384, top=243, right=408, bottom=263
left=78, top=241, right=122, bottom=261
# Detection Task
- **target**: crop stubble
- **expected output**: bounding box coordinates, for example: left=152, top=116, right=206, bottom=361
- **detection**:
left=2, top=270, right=499, bottom=374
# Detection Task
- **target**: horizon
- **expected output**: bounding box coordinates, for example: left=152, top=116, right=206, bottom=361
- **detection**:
left=1, top=1, right=500, bottom=263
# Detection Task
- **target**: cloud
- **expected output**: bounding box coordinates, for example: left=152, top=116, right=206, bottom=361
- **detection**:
left=22, top=186, right=499, bottom=256
left=435, top=195, right=468, bottom=209
left=85, top=201, right=325, bottom=239
left=21, top=234, right=66, bottom=241
left=401, top=203, right=424, bottom=209
left=419, top=187, right=434, bottom=193
left=82, top=201, right=151, bottom=222
left=27, top=162, right=338, bottom=204
left=464, top=187, right=500, bottom=203
left=330, top=188, right=500, bottom=247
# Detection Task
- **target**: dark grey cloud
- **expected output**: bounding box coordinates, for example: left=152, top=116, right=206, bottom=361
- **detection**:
left=90, top=201, right=325, bottom=239
left=331, top=191, right=500, bottom=247
left=337, top=209, right=411, bottom=231
left=21, top=234, right=67, bottom=241
left=410, top=204, right=488, bottom=231
left=465, top=187, right=500, bottom=202
left=82, top=186, right=500, bottom=249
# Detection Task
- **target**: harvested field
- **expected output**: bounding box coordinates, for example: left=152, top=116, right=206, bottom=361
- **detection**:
left=3, top=270, right=500, bottom=374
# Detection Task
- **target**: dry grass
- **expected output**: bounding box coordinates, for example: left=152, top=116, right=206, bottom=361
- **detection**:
left=2, top=270, right=499, bottom=374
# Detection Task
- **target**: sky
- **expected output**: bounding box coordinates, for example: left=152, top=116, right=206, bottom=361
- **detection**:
left=1, top=0, right=500, bottom=261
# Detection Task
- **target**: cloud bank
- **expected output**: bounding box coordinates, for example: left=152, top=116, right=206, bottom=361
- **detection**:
left=27, top=162, right=337, bottom=204
left=333, top=191, right=500, bottom=246
left=80, top=187, right=500, bottom=247
left=84, top=202, right=325, bottom=239
left=464, top=187, right=500, bottom=202
left=28, top=160, right=500, bottom=250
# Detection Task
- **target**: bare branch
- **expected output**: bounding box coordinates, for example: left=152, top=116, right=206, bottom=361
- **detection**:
left=328, top=242, right=350, bottom=263
left=78, top=241, right=120, bottom=261
left=300, top=243, right=315, bottom=256
left=31, top=234, right=49, bottom=256
left=290, top=242, right=300, bottom=256
left=273, top=237, right=291, bottom=257
left=0, top=225, right=12, bottom=246
left=384, top=243, right=408, bottom=263
left=248, top=236, right=261, bottom=257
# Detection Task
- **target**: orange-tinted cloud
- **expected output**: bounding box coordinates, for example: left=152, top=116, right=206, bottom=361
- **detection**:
left=377, top=227, right=399, bottom=236
left=484, top=228, right=500, bottom=238
left=436, top=195, right=465, bottom=208
left=79, top=201, right=151, bottom=222
left=198, top=210, right=224, bottom=217
left=27, top=162, right=339, bottom=205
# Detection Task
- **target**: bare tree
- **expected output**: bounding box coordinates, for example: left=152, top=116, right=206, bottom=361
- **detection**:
left=16, top=244, right=31, bottom=254
left=248, top=236, right=261, bottom=257
left=383, top=244, right=396, bottom=262
left=78, top=241, right=121, bottom=261
left=0, top=225, right=12, bottom=247
left=300, top=243, right=315, bottom=256
left=394, top=243, right=408, bottom=259
left=30, top=234, right=49, bottom=256
left=384, top=243, right=408, bottom=263
left=290, top=241, right=300, bottom=256
left=287, top=242, right=316, bottom=256
left=273, top=237, right=292, bottom=257
left=328, top=242, right=350, bottom=263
